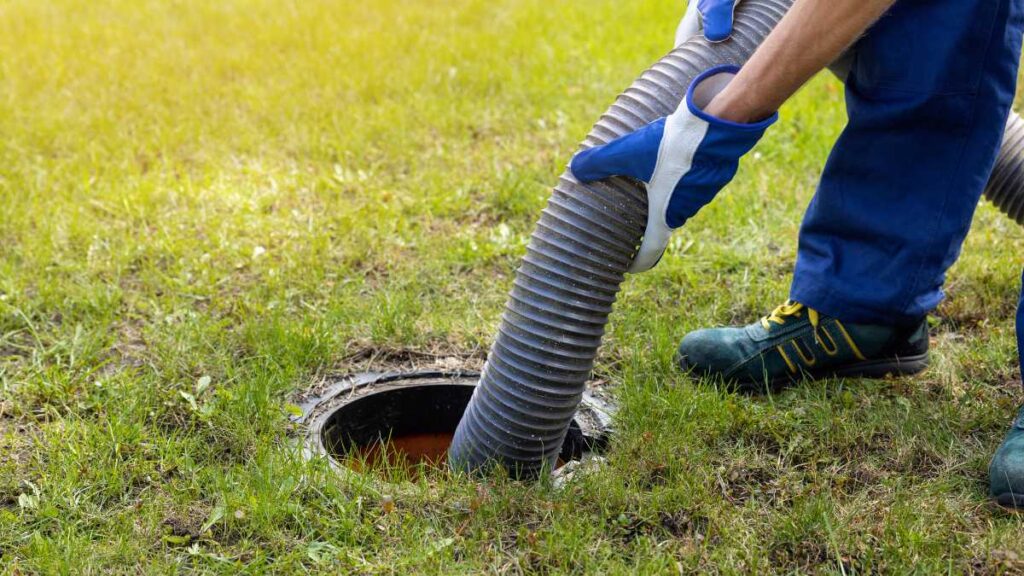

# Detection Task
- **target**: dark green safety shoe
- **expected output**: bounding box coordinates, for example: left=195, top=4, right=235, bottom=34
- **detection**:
left=990, top=405, right=1024, bottom=508
left=677, top=300, right=929, bottom=390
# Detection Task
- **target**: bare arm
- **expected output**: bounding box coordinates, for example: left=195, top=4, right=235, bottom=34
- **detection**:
left=704, top=0, right=898, bottom=123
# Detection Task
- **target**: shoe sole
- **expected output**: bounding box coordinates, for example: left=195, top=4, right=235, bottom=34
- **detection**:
left=681, top=353, right=929, bottom=392
left=993, top=492, right=1024, bottom=510
left=828, top=352, right=930, bottom=380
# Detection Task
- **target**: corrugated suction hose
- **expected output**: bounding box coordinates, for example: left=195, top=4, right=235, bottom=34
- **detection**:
left=448, top=0, right=1024, bottom=479
left=990, top=112, right=1024, bottom=225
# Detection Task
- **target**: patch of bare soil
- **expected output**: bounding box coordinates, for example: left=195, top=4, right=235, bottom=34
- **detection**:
left=299, top=344, right=486, bottom=400
left=160, top=502, right=213, bottom=546
left=340, top=342, right=485, bottom=372
left=0, top=413, right=39, bottom=510
left=970, top=548, right=1024, bottom=575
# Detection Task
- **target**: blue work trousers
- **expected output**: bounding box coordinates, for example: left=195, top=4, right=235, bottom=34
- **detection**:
left=1019, top=270, right=1023, bottom=386
left=790, top=0, right=1024, bottom=326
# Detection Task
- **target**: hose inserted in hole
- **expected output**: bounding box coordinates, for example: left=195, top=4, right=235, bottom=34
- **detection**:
left=448, top=0, right=1024, bottom=478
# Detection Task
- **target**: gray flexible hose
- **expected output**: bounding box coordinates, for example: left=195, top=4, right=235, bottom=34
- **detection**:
left=448, top=0, right=1024, bottom=478
left=991, top=112, right=1024, bottom=224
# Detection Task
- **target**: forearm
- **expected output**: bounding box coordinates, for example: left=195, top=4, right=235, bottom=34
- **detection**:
left=704, top=0, right=897, bottom=123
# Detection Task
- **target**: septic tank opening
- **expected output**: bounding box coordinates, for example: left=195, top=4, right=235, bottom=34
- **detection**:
left=296, top=371, right=612, bottom=479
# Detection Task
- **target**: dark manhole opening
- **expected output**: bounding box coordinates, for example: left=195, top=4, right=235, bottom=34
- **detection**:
left=305, top=372, right=611, bottom=477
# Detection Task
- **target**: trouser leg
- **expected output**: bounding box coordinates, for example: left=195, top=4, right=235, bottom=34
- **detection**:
left=1018, top=269, right=1024, bottom=387
left=790, top=0, right=1024, bottom=325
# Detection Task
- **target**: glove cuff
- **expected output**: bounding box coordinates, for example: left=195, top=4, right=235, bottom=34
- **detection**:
left=684, top=65, right=778, bottom=131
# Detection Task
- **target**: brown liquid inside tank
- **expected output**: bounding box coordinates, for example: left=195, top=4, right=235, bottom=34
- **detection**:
left=347, top=432, right=563, bottom=477
left=346, top=433, right=455, bottom=477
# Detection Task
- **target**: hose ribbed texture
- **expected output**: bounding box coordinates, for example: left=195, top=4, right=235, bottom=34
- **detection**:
left=990, top=113, right=1024, bottom=225
left=448, top=0, right=793, bottom=478
left=449, top=0, right=1024, bottom=479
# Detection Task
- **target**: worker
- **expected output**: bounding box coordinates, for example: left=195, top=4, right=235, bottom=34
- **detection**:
left=570, top=0, right=1024, bottom=506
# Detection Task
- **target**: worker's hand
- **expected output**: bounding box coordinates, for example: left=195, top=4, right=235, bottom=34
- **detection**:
left=675, top=0, right=740, bottom=46
left=570, top=65, right=776, bottom=273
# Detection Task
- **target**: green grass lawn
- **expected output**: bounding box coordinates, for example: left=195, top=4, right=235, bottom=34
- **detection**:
left=3, top=0, right=1024, bottom=572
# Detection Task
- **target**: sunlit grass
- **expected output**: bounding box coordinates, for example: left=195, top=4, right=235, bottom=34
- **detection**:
left=2, top=0, right=1024, bottom=572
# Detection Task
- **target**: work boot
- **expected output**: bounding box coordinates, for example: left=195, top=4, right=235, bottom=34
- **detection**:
left=990, top=405, right=1024, bottom=508
left=677, top=300, right=929, bottom=390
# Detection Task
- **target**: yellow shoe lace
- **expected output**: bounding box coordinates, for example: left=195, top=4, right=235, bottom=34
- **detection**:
left=761, top=300, right=827, bottom=345
left=761, top=300, right=818, bottom=329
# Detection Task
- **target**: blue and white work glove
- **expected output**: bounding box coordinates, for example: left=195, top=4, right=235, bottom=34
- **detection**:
left=675, top=0, right=740, bottom=46
left=570, top=65, right=776, bottom=273
left=675, top=0, right=855, bottom=80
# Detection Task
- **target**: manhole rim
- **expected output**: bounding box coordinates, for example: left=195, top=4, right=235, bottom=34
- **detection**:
left=295, top=370, right=615, bottom=477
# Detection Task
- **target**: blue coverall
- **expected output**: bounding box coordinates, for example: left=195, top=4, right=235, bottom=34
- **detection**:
left=790, top=0, right=1023, bottom=330
left=1019, top=270, right=1023, bottom=379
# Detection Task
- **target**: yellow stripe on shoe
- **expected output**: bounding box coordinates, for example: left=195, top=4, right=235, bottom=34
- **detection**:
left=776, top=345, right=798, bottom=374
left=791, top=339, right=817, bottom=366
left=815, top=325, right=840, bottom=356
left=833, top=320, right=868, bottom=361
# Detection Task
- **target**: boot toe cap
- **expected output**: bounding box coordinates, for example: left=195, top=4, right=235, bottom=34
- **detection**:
left=989, top=432, right=1024, bottom=507
left=676, top=327, right=748, bottom=378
